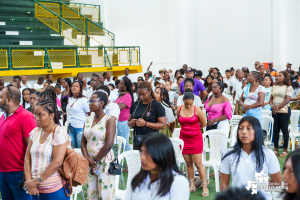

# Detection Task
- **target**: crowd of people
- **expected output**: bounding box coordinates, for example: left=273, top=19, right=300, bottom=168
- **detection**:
left=1, top=61, right=300, bottom=200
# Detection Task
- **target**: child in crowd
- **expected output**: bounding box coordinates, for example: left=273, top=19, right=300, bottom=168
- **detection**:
left=262, top=76, right=273, bottom=110
left=164, top=80, right=178, bottom=109
left=55, top=84, right=62, bottom=100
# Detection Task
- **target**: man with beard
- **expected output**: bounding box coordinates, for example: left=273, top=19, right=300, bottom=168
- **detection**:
left=0, top=85, right=36, bottom=200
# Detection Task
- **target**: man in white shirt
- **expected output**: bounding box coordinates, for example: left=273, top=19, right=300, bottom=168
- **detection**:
left=104, top=72, right=115, bottom=86
left=177, top=88, right=203, bottom=108
left=20, top=75, right=32, bottom=89
left=33, top=77, right=44, bottom=91
left=86, top=73, right=101, bottom=100
left=119, top=68, right=134, bottom=82
left=46, top=74, right=56, bottom=87
left=230, top=69, right=239, bottom=94
left=223, top=70, right=232, bottom=95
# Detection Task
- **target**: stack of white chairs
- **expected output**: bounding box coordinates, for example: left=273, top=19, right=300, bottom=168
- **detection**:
left=115, top=150, right=141, bottom=200
left=64, top=120, right=69, bottom=133
left=262, top=110, right=272, bottom=117
left=117, top=136, right=126, bottom=189
left=289, top=110, right=300, bottom=151
left=227, top=95, right=233, bottom=104
left=228, top=115, right=242, bottom=146
left=70, top=148, right=85, bottom=200
left=202, top=130, right=226, bottom=192
left=262, top=115, right=274, bottom=149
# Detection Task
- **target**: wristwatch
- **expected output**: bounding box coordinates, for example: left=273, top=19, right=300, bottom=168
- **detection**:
left=37, top=175, right=43, bottom=182
left=94, top=158, right=98, bottom=163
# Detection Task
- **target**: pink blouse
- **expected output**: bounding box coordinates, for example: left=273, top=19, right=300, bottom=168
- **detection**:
left=204, top=98, right=232, bottom=121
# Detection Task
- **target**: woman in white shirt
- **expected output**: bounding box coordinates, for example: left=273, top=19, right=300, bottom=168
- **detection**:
left=221, top=116, right=282, bottom=200
left=66, top=81, right=90, bottom=148
left=124, top=132, right=189, bottom=200
left=154, top=87, right=175, bottom=137
left=22, top=88, right=31, bottom=109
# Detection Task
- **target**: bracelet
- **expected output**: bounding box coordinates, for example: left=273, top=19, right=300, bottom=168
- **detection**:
left=145, top=121, right=148, bottom=127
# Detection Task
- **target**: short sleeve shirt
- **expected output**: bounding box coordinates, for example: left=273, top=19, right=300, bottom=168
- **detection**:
left=66, top=97, right=90, bottom=128
left=243, top=84, right=265, bottom=109
left=0, top=106, right=37, bottom=172
left=130, top=99, right=165, bottom=136
left=116, top=93, right=132, bottom=121
left=179, top=78, right=205, bottom=96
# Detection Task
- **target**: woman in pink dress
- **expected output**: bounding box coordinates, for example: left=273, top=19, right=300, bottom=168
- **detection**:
left=177, top=92, right=208, bottom=197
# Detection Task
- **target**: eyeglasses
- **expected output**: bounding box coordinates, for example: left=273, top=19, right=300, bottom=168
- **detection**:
left=6, top=84, right=13, bottom=99
left=82, top=79, right=87, bottom=81
left=88, top=100, right=102, bottom=105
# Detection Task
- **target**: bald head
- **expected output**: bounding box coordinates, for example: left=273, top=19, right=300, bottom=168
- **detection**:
left=5, top=86, right=21, bottom=103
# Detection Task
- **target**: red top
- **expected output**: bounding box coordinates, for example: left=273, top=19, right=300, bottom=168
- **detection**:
left=0, top=106, right=36, bottom=172
left=178, top=106, right=203, bottom=154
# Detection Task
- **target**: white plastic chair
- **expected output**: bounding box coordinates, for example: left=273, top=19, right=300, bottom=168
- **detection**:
left=64, top=120, right=69, bottom=133
left=228, top=115, right=242, bottom=145
left=70, top=148, right=84, bottom=200
left=115, top=150, right=141, bottom=200
left=262, top=115, right=274, bottom=148
left=202, top=130, right=226, bottom=192
left=172, top=128, right=181, bottom=138
left=169, top=138, right=184, bottom=166
left=262, top=110, right=272, bottom=117
left=117, top=136, right=126, bottom=156
left=289, top=110, right=300, bottom=151
left=227, top=96, right=233, bottom=104
left=230, top=125, right=239, bottom=147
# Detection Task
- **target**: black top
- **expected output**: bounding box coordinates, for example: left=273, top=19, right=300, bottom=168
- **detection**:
left=26, top=107, right=32, bottom=112
left=130, top=99, right=166, bottom=136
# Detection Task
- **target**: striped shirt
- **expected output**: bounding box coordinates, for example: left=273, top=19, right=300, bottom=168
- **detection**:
left=29, top=126, right=71, bottom=193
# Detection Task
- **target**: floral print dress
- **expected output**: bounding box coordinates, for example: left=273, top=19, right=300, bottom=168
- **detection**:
left=83, top=114, right=115, bottom=200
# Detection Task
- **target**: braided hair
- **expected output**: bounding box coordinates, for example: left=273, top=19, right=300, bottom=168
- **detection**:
left=39, top=88, right=57, bottom=103
left=122, top=77, right=134, bottom=104
left=36, top=99, right=61, bottom=125
left=155, top=87, right=171, bottom=108
left=137, top=81, right=154, bottom=99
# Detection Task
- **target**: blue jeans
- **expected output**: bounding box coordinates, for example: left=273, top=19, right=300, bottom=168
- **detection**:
left=32, top=186, right=70, bottom=200
left=0, top=171, right=31, bottom=200
left=117, top=121, right=131, bottom=151
left=68, top=125, right=83, bottom=148
left=243, top=108, right=262, bottom=125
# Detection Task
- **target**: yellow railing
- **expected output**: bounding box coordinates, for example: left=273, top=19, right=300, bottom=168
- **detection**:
left=48, top=50, right=76, bottom=67
left=0, top=50, right=8, bottom=69
left=37, top=2, right=114, bottom=47
left=12, top=50, right=45, bottom=68
left=35, top=2, right=87, bottom=46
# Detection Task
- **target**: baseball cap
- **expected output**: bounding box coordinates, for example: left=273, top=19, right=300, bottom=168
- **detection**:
left=287, top=62, right=292, bottom=65
left=185, top=67, right=193, bottom=72
left=159, top=69, right=164, bottom=73
left=269, top=62, right=273, bottom=65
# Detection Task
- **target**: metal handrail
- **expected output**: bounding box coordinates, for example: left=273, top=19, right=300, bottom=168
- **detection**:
left=37, top=0, right=101, bottom=22
left=44, top=47, right=53, bottom=72
left=34, top=0, right=89, bottom=38
left=37, top=0, right=115, bottom=46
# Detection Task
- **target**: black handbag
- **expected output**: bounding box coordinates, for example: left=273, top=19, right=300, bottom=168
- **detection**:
left=206, top=121, right=219, bottom=131
left=108, top=158, right=123, bottom=175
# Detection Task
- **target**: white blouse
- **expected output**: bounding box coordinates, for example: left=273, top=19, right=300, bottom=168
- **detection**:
left=221, top=146, right=280, bottom=200
left=124, top=171, right=189, bottom=200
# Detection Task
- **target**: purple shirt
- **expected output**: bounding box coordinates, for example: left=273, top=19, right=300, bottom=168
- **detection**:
left=180, top=78, right=206, bottom=96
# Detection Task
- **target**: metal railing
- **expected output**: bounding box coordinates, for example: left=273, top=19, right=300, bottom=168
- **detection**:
left=35, top=1, right=90, bottom=47
left=37, top=0, right=101, bottom=22
left=36, top=1, right=114, bottom=47
left=0, top=46, right=141, bottom=71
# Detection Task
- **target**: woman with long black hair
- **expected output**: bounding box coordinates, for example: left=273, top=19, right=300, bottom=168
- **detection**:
left=204, top=75, right=214, bottom=94
left=154, top=87, right=175, bottom=137
left=22, top=88, right=31, bottom=109
left=220, top=116, right=282, bottom=200
left=128, top=81, right=166, bottom=150
left=116, top=77, right=134, bottom=151
left=282, top=148, right=300, bottom=200
left=124, top=132, right=189, bottom=200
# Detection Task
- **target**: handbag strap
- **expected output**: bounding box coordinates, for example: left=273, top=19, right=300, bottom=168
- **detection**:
left=132, top=100, right=141, bottom=138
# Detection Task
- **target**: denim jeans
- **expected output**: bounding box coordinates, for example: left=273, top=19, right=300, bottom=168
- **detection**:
left=243, top=108, right=262, bottom=125
left=32, top=186, right=70, bottom=200
left=0, top=171, right=31, bottom=200
left=68, top=125, right=83, bottom=148
left=117, top=121, right=131, bottom=151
